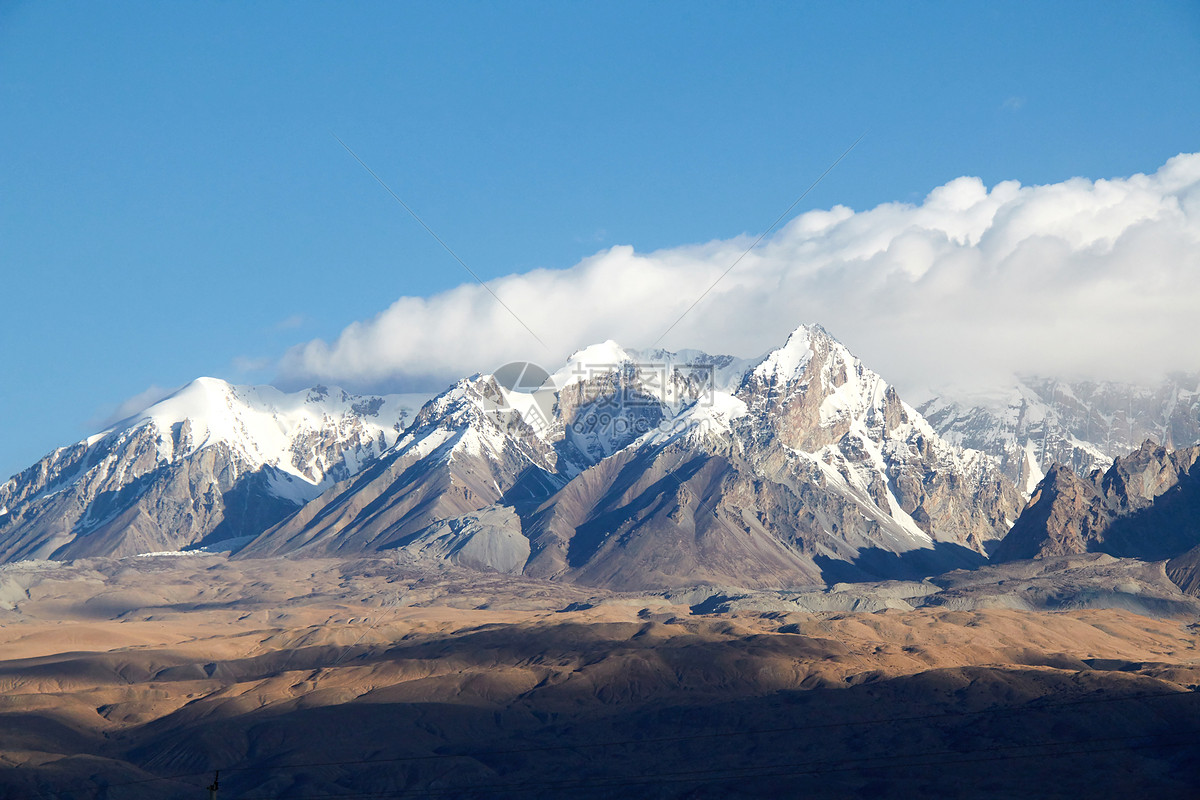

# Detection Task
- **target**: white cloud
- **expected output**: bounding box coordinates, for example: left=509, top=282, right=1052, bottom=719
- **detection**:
left=279, top=153, right=1200, bottom=396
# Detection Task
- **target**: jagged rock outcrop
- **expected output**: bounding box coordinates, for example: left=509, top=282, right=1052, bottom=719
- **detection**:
left=993, top=441, right=1200, bottom=563
left=989, top=465, right=1108, bottom=562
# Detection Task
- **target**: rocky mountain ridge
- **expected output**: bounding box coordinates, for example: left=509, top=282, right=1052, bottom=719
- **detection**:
left=993, top=440, right=1200, bottom=563
left=27, top=323, right=1200, bottom=594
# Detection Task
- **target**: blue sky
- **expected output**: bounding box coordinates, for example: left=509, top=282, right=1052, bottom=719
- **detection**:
left=2, top=1, right=1199, bottom=479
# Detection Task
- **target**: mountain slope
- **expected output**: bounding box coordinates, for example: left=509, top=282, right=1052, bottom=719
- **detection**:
left=0, top=379, right=423, bottom=561
left=238, top=375, right=563, bottom=561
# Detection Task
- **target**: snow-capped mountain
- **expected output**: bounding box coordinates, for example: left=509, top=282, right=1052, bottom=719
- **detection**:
left=0, top=324, right=1032, bottom=588
left=241, top=324, right=1023, bottom=588
left=919, top=375, right=1200, bottom=494
left=0, top=379, right=426, bottom=561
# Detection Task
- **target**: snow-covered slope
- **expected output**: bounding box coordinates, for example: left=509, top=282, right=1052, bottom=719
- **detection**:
left=117, top=378, right=425, bottom=490
left=0, top=379, right=426, bottom=561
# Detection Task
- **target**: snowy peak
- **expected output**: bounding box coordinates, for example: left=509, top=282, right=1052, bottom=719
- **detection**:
left=740, top=324, right=885, bottom=419
left=554, top=340, right=638, bottom=387
left=738, top=323, right=892, bottom=449
left=0, top=380, right=429, bottom=561
left=110, top=377, right=422, bottom=485
left=400, top=374, right=554, bottom=468
left=750, top=324, right=817, bottom=384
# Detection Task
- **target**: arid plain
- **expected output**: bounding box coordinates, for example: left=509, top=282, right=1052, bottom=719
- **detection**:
left=2, top=554, right=1199, bottom=799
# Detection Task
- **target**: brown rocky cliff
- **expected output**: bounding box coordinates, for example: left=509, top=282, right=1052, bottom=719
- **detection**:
left=995, top=442, right=1200, bottom=564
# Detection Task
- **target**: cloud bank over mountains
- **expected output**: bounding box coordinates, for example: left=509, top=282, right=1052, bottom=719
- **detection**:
left=280, top=153, right=1200, bottom=395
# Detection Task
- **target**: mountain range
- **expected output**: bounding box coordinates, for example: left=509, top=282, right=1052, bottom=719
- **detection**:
left=2, top=323, right=1197, bottom=592
left=239, top=326, right=1021, bottom=588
